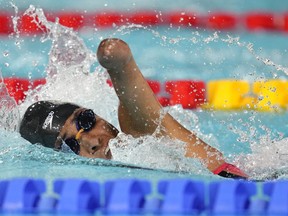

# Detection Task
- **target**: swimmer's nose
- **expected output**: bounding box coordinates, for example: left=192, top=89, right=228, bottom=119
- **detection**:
left=90, top=144, right=100, bottom=154
left=89, top=138, right=103, bottom=154
left=89, top=137, right=108, bottom=154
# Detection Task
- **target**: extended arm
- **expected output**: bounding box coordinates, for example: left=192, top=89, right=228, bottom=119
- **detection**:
left=97, top=38, right=248, bottom=178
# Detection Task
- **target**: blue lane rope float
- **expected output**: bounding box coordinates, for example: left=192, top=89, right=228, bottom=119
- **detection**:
left=157, top=179, right=205, bottom=214
left=0, top=177, right=288, bottom=215
left=263, top=180, right=288, bottom=214
left=104, top=179, right=151, bottom=214
left=0, top=178, right=45, bottom=213
left=53, top=178, right=101, bottom=213
left=208, top=180, right=257, bottom=214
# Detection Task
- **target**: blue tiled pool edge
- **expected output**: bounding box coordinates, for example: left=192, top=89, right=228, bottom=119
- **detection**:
left=0, top=177, right=286, bottom=215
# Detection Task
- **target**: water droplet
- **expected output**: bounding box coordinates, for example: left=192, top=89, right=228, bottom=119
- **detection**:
left=3, top=51, right=9, bottom=57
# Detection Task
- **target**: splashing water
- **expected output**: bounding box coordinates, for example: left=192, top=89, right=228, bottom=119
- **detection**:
left=19, top=6, right=119, bottom=126
left=221, top=35, right=288, bottom=76
left=1, top=5, right=288, bottom=180
left=0, top=72, right=19, bottom=131
left=7, top=6, right=207, bottom=175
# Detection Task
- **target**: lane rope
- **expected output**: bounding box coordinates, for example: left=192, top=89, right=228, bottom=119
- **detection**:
left=2, top=77, right=288, bottom=112
left=0, top=11, right=288, bottom=35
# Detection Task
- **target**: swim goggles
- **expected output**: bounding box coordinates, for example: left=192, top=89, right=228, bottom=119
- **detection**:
left=64, top=109, right=96, bottom=154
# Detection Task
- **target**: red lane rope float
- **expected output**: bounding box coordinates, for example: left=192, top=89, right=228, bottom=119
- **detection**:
left=206, top=12, right=238, bottom=30
left=53, top=12, right=85, bottom=30
left=147, top=80, right=170, bottom=107
left=1, top=78, right=46, bottom=104
left=90, top=11, right=160, bottom=28
left=165, top=11, right=200, bottom=27
left=18, top=14, right=48, bottom=35
left=147, top=80, right=161, bottom=94
left=19, top=15, right=38, bottom=35
left=245, top=12, right=282, bottom=31
left=91, top=12, right=125, bottom=28
left=1, top=11, right=288, bottom=35
left=31, top=78, right=47, bottom=89
left=0, top=13, right=13, bottom=34
left=165, top=80, right=206, bottom=109
left=128, top=11, right=160, bottom=26
left=3, top=78, right=30, bottom=103
left=284, top=14, right=288, bottom=31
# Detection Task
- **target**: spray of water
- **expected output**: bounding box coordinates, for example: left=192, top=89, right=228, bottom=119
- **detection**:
left=1, top=5, right=288, bottom=179
left=6, top=6, right=207, bottom=174
left=0, top=71, right=19, bottom=131
left=221, top=35, right=288, bottom=76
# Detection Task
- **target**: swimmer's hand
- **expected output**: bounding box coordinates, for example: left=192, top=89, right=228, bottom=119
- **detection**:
left=213, top=162, right=248, bottom=179
left=97, top=38, right=132, bottom=70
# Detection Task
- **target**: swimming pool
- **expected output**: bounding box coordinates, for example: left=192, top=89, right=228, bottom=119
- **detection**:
left=0, top=0, right=288, bottom=214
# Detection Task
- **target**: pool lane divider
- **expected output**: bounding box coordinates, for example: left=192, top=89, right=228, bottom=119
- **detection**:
left=0, top=177, right=288, bottom=214
left=2, top=77, right=288, bottom=112
left=109, top=78, right=288, bottom=112
left=0, top=11, right=288, bottom=35
left=1, top=78, right=46, bottom=104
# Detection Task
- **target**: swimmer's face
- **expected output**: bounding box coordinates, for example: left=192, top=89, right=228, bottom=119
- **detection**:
left=60, top=108, right=119, bottom=159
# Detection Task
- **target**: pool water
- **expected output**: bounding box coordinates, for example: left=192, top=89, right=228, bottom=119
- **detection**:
left=0, top=1, right=288, bottom=187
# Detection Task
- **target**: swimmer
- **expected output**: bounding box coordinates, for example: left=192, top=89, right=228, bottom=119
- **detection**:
left=20, top=38, right=248, bottom=179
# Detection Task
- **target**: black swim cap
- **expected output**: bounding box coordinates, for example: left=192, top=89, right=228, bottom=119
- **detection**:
left=20, top=101, right=80, bottom=148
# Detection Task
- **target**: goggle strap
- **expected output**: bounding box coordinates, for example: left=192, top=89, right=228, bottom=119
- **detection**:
left=75, top=128, right=84, bottom=140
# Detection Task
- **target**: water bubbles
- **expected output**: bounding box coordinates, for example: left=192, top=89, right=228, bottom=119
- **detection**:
left=246, top=43, right=254, bottom=52
left=190, top=37, right=198, bottom=44
left=270, top=87, right=276, bottom=92
left=222, top=35, right=240, bottom=45
left=272, top=72, right=278, bottom=79
left=3, top=51, right=9, bottom=57
left=203, top=32, right=219, bottom=44
left=263, top=58, right=271, bottom=65
left=32, top=60, right=39, bottom=67
left=169, top=38, right=179, bottom=44
left=14, top=39, right=23, bottom=49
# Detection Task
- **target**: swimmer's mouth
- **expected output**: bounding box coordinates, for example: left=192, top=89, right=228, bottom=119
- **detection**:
left=105, top=146, right=110, bottom=155
left=104, top=146, right=112, bottom=159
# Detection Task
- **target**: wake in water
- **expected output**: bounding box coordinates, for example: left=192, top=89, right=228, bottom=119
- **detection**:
left=1, top=5, right=288, bottom=180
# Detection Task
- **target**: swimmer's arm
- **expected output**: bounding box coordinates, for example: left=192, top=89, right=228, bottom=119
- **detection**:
left=97, top=38, right=248, bottom=178
left=162, top=117, right=248, bottom=178
left=161, top=115, right=226, bottom=171
left=97, top=38, right=162, bottom=136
